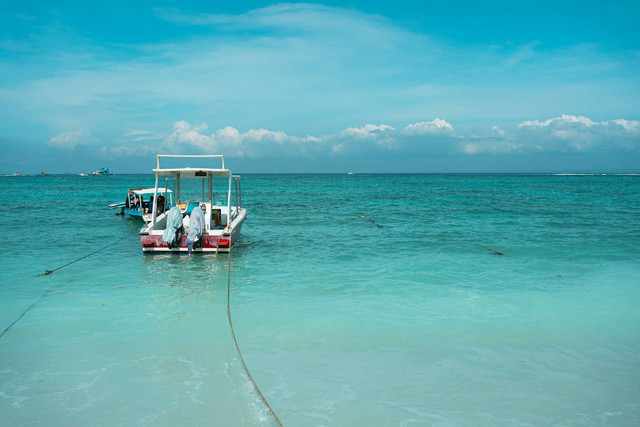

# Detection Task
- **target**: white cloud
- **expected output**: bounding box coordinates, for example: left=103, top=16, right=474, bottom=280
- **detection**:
left=122, top=130, right=164, bottom=142
left=157, top=118, right=461, bottom=158
left=611, top=119, right=640, bottom=132
left=47, top=130, right=93, bottom=149
left=160, top=4, right=408, bottom=48
left=518, top=114, right=597, bottom=128
left=457, top=114, right=640, bottom=155
left=402, top=118, right=455, bottom=136
left=97, top=114, right=639, bottom=161
left=512, top=114, right=640, bottom=153
left=460, top=139, right=522, bottom=155
left=491, top=126, right=506, bottom=137
left=340, top=124, right=395, bottom=139
left=161, top=121, right=313, bottom=158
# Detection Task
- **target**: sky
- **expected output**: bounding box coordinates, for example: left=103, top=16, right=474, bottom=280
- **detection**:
left=1, top=0, right=639, bottom=173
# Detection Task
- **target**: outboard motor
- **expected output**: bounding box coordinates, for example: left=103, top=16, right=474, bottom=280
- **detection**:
left=185, top=206, right=205, bottom=254
left=162, top=206, right=184, bottom=248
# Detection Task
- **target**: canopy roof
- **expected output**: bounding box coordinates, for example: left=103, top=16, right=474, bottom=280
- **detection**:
left=129, top=187, right=172, bottom=195
left=152, top=168, right=231, bottom=179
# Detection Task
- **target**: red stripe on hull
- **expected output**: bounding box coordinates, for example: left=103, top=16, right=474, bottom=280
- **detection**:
left=140, top=234, right=231, bottom=252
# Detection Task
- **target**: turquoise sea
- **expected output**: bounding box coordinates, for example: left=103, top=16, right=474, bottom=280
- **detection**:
left=1, top=173, right=639, bottom=426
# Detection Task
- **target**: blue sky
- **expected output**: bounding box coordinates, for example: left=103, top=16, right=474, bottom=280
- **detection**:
left=1, top=1, right=639, bottom=173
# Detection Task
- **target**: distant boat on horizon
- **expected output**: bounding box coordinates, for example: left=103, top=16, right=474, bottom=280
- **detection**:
left=92, top=167, right=114, bottom=176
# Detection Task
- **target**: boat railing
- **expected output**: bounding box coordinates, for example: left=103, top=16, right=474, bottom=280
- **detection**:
left=148, top=156, right=240, bottom=229
left=229, top=175, right=242, bottom=222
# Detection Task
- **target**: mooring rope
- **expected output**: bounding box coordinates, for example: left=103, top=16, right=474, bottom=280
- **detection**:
left=226, top=250, right=283, bottom=426
left=1, top=231, right=139, bottom=341
left=359, top=215, right=384, bottom=228
left=34, top=231, right=139, bottom=277
left=475, top=244, right=508, bottom=256
left=0, top=289, right=53, bottom=339
left=6, top=232, right=283, bottom=426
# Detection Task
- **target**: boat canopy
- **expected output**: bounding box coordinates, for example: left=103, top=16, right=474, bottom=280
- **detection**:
left=152, top=155, right=231, bottom=179
left=152, top=167, right=231, bottom=179
left=130, top=187, right=173, bottom=195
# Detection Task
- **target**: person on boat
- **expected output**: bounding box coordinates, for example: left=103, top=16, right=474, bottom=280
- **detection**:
left=148, top=196, right=154, bottom=214
left=156, top=195, right=165, bottom=214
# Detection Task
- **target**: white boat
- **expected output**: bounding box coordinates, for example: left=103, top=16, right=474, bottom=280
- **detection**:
left=109, top=187, right=174, bottom=222
left=139, top=155, right=247, bottom=253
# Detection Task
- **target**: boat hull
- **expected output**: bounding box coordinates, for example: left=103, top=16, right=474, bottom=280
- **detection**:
left=140, top=216, right=244, bottom=253
left=123, top=208, right=144, bottom=220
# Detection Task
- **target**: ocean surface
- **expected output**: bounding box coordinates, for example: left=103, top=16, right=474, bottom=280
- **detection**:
left=1, top=173, right=639, bottom=426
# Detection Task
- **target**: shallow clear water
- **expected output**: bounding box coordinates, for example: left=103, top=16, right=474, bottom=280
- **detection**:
left=1, top=173, right=639, bottom=426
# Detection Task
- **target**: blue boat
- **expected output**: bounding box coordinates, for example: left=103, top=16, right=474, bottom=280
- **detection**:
left=109, top=187, right=173, bottom=222
left=92, top=167, right=114, bottom=175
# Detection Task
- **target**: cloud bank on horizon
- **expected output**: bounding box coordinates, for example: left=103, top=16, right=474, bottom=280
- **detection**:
left=1, top=1, right=639, bottom=172
left=86, top=114, right=639, bottom=162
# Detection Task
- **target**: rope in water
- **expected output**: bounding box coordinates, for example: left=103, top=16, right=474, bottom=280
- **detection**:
left=226, top=250, right=283, bottom=426
left=34, top=231, right=139, bottom=277
left=7, top=232, right=283, bottom=426
left=0, top=290, right=53, bottom=339
left=475, top=244, right=507, bottom=256
left=1, top=231, right=139, bottom=340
